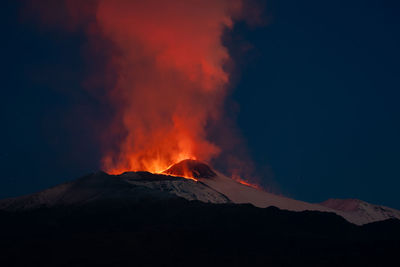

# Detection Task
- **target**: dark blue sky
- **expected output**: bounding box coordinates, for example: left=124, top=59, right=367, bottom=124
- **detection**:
left=1, top=0, right=400, bottom=208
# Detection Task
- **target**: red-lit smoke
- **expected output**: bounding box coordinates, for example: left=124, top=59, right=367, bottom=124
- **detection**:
left=96, top=0, right=243, bottom=174
left=27, top=0, right=250, bottom=175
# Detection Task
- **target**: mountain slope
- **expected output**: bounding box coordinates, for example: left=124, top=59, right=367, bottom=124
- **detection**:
left=199, top=172, right=331, bottom=212
left=162, top=160, right=331, bottom=211
left=163, top=160, right=400, bottom=225
left=1, top=160, right=399, bottom=226
left=321, top=198, right=400, bottom=225
left=0, top=171, right=229, bottom=211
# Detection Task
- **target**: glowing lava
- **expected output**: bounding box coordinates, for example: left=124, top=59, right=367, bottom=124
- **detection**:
left=161, top=159, right=262, bottom=190
left=232, top=176, right=262, bottom=190
left=29, top=0, right=256, bottom=181
left=94, top=0, right=244, bottom=175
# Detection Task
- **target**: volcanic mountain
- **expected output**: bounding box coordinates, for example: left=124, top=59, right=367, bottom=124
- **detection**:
left=1, top=159, right=400, bottom=266
left=1, top=159, right=399, bottom=225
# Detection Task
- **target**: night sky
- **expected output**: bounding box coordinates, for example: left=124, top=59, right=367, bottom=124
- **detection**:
left=2, top=0, right=400, bottom=209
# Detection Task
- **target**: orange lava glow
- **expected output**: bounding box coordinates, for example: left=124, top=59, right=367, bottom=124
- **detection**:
left=233, top=176, right=262, bottom=190
left=164, top=172, right=199, bottom=182
left=178, top=176, right=198, bottom=182
left=238, top=180, right=261, bottom=189
left=160, top=162, right=199, bottom=182
left=79, top=0, right=244, bottom=175
left=29, top=0, right=257, bottom=179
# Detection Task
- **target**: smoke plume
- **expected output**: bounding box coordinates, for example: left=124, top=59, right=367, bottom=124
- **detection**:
left=26, top=0, right=253, bottom=175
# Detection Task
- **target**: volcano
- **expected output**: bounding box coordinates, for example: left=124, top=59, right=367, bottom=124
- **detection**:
left=1, top=159, right=399, bottom=225
left=1, top=160, right=400, bottom=266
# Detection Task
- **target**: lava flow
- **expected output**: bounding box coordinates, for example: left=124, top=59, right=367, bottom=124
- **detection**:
left=162, top=159, right=262, bottom=191
left=235, top=179, right=262, bottom=190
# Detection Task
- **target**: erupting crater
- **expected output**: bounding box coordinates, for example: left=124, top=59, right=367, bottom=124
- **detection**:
left=162, top=159, right=217, bottom=179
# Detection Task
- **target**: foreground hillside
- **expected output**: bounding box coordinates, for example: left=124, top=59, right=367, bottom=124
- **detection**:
left=1, top=164, right=399, bottom=266
left=0, top=197, right=399, bottom=267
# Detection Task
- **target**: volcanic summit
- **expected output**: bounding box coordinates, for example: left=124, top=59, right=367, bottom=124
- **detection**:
left=163, top=159, right=217, bottom=178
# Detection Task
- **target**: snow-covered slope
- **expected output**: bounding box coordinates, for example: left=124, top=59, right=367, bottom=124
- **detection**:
left=121, top=171, right=230, bottom=204
left=163, top=160, right=400, bottom=225
left=1, top=160, right=399, bottom=226
left=199, top=172, right=400, bottom=225
left=321, top=198, right=400, bottom=225
left=0, top=171, right=229, bottom=211
left=200, top=172, right=400, bottom=225
left=199, top=172, right=331, bottom=212
left=163, top=160, right=331, bottom=211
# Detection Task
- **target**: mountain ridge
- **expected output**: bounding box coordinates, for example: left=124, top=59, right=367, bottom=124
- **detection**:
left=1, top=160, right=399, bottom=225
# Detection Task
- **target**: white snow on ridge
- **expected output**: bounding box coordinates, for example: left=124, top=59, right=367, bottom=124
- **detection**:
left=0, top=172, right=230, bottom=211
left=199, top=172, right=331, bottom=212
left=159, top=159, right=400, bottom=225
left=0, top=167, right=399, bottom=226
left=198, top=172, right=400, bottom=225
left=125, top=178, right=230, bottom=204
left=320, top=198, right=400, bottom=225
